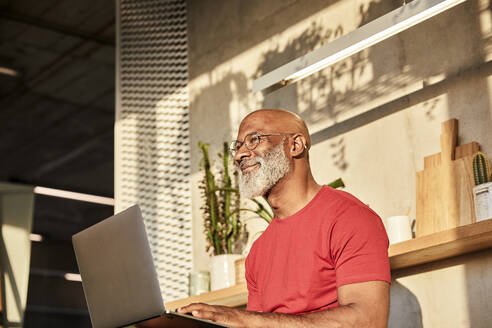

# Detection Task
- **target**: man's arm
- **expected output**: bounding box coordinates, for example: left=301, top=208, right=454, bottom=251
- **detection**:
left=178, top=280, right=390, bottom=328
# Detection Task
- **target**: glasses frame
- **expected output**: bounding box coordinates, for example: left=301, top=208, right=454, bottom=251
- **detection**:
left=229, top=132, right=294, bottom=156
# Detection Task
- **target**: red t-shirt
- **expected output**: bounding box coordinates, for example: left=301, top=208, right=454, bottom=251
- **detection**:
left=245, top=186, right=391, bottom=314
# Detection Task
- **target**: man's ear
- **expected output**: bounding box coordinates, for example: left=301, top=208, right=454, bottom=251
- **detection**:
left=289, top=134, right=307, bottom=158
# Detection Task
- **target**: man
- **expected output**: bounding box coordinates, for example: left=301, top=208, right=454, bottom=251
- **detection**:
left=178, top=109, right=391, bottom=327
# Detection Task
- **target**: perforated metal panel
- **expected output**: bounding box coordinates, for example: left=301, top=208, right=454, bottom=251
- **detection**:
left=115, top=0, right=192, bottom=301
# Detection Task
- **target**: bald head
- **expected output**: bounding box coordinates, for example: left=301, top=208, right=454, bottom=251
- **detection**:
left=239, top=109, right=311, bottom=148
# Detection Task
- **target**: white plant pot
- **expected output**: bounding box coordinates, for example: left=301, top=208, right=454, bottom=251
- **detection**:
left=210, top=254, right=242, bottom=291
left=473, top=182, right=492, bottom=222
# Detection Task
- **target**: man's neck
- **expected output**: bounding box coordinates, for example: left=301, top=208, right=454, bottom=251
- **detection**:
left=266, top=170, right=322, bottom=219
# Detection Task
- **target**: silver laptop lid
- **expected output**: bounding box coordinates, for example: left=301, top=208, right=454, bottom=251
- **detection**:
left=72, top=205, right=164, bottom=328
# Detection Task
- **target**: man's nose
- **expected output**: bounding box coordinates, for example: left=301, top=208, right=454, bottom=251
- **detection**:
left=234, top=145, right=251, bottom=165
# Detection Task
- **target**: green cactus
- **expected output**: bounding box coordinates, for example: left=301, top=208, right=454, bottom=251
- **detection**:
left=199, top=141, right=242, bottom=255
left=472, top=151, right=491, bottom=186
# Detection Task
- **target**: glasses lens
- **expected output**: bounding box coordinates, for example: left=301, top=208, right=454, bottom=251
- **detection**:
left=245, top=133, right=260, bottom=150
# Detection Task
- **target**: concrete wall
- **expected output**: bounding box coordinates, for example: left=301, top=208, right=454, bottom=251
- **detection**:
left=0, top=183, right=34, bottom=328
left=186, top=0, right=492, bottom=326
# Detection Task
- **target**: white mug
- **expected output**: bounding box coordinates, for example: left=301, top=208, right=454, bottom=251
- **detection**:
left=382, top=216, right=412, bottom=245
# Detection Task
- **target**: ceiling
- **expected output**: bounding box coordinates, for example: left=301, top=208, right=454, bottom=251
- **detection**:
left=0, top=0, right=116, bottom=326
left=0, top=0, right=115, bottom=197
left=0, top=0, right=116, bottom=238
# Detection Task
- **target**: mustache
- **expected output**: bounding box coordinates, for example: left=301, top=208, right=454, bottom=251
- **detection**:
left=238, top=159, right=261, bottom=170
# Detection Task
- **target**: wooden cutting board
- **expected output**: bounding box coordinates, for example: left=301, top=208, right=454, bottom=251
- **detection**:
left=416, top=119, right=479, bottom=237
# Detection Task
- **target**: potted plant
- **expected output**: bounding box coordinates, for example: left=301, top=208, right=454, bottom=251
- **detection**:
left=198, top=141, right=244, bottom=290
left=472, top=151, right=492, bottom=222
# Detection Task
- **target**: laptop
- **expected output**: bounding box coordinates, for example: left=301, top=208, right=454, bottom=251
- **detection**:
left=72, top=205, right=228, bottom=328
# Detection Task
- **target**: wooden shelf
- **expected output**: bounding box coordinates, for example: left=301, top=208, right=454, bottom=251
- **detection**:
left=166, top=219, right=492, bottom=308
left=165, top=283, right=248, bottom=310
left=389, top=218, right=492, bottom=270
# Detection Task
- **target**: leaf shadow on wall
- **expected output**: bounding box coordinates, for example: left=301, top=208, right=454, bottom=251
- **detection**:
left=253, top=0, right=492, bottom=166
left=253, top=1, right=479, bottom=171
left=254, top=21, right=351, bottom=171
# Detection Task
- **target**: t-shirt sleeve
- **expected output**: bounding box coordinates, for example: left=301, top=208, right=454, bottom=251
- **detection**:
left=245, top=249, right=262, bottom=311
left=330, top=205, right=391, bottom=287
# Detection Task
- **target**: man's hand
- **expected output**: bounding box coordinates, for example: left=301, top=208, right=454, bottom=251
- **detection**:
left=177, top=303, right=255, bottom=327
left=177, top=281, right=389, bottom=328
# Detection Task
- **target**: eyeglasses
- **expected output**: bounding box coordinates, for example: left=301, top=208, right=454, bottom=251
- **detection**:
left=229, top=132, right=293, bottom=156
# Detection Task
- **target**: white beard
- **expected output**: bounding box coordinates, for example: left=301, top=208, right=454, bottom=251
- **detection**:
left=238, top=143, right=291, bottom=199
